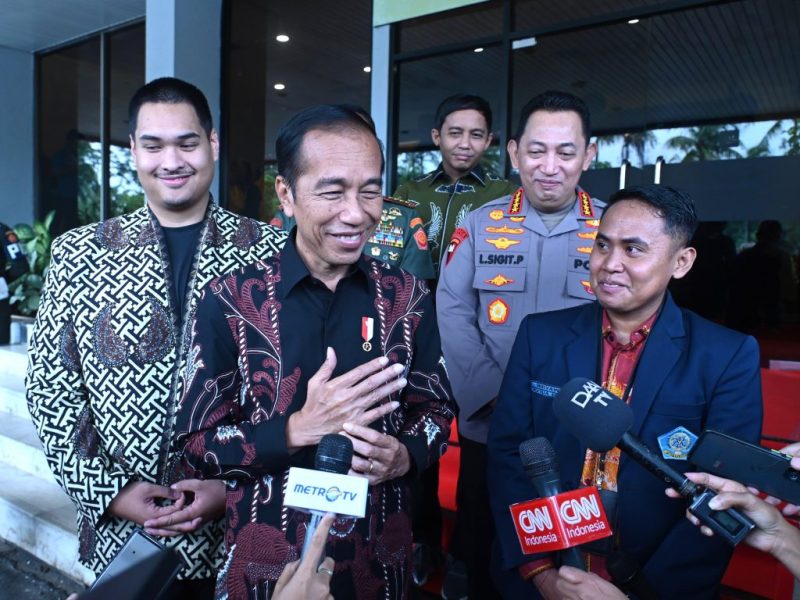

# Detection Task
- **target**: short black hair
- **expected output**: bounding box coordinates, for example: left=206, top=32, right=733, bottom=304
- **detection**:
left=128, top=77, right=213, bottom=138
left=607, top=184, right=698, bottom=247
left=514, top=90, right=591, bottom=143
left=433, top=94, right=493, bottom=132
left=275, top=104, right=385, bottom=190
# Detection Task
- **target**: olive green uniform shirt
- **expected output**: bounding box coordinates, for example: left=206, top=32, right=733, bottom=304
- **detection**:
left=393, top=164, right=517, bottom=274
left=271, top=196, right=435, bottom=280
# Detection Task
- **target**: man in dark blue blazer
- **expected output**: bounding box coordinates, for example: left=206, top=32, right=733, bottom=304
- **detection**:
left=488, top=184, right=762, bottom=599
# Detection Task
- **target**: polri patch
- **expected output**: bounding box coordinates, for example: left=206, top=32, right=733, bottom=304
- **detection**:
left=657, top=426, right=698, bottom=460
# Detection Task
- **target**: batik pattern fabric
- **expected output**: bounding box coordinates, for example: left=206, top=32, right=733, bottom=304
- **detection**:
left=26, top=204, right=287, bottom=578
left=175, top=247, right=455, bottom=600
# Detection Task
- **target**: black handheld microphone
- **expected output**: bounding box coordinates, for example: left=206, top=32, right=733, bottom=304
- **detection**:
left=553, top=378, right=755, bottom=546
left=519, top=437, right=585, bottom=570
left=301, top=434, right=353, bottom=558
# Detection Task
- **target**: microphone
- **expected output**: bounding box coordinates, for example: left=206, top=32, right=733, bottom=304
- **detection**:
left=282, top=434, right=362, bottom=559
left=520, top=438, right=585, bottom=569
left=553, top=378, right=755, bottom=546
left=515, top=437, right=609, bottom=569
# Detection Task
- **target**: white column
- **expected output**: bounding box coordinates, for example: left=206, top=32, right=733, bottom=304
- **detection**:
left=371, top=24, right=391, bottom=193
left=146, top=0, right=222, bottom=200
left=0, top=47, right=35, bottom=226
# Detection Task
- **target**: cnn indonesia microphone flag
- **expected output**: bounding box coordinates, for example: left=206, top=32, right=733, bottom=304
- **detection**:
left=510, top=487, right=612, bottom=554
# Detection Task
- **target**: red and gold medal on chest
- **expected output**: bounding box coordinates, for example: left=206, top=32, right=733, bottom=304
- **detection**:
left=362, top=316, right=374, bottom=352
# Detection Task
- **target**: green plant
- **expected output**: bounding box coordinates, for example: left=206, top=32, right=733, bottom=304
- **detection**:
left=8, top=211, right=55, bottom=316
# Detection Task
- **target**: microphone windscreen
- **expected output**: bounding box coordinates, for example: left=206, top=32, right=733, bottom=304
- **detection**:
left=553, top=378, right=633, bottom=452
left=519, top=437, right=559, bottom=476
left=315, top=434, right=353, bottom=474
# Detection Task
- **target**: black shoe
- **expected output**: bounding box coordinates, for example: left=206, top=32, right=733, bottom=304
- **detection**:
left=440, top=556, right=468, bottom=600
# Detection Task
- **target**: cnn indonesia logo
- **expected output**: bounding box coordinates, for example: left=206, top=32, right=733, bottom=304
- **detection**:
left=511, top=488, right=611, bottom=554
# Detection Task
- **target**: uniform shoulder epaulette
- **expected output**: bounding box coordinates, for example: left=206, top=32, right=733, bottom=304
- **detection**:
left=384, top=195, right=419, bottom=209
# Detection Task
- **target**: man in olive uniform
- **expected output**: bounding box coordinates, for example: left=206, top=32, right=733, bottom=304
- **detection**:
left=270, top=195, right=435, bottom=280
left=393, top=93, right=516, bottom=274
left=436, top=90, right=605, bottom=599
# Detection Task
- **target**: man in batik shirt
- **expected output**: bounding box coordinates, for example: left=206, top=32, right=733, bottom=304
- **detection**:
left=176, top=104, right=455, bottom=600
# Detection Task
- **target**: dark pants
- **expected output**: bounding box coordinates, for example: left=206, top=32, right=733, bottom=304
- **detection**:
left=450, top=434, right=502, bottom=600
left=168, top=577, right=215, bottom=600
left=411, top=460, right=442, bottom=548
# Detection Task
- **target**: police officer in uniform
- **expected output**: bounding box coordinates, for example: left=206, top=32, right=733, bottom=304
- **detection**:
left=393, top=94, right=516, bottom=274
left=0, top=222, right=29, bottom=344
left=271, top=195, right=435, bottom=280
left=436, top=91, right=604, bottom=599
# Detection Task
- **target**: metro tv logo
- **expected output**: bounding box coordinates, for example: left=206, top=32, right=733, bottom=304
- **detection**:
left=293, top=483, right=360, bottom=503
left=510, top=487, right=611, bottom=554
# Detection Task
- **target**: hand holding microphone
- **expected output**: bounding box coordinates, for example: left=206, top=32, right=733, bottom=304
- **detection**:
left=666, top=470, right=800, bottom=580
left=553, top=378, right=755, bottom=546
left=282, top=434, right=368, bottom=559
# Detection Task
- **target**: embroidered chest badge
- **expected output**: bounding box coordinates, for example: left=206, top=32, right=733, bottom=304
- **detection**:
left=658, top=426, right=698, bottom=460
left=489, top=209, right=504, bottom=221
left=486, top=237, right=521, bottom=250
left=488, top=298, right=509, bottom=324
left=485, top=274, right=514, bottom=287
left=361, top=317, right=374, bottom=352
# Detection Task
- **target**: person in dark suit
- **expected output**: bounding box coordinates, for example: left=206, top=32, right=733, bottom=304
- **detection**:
left=487, top=184, right=763, bottom=599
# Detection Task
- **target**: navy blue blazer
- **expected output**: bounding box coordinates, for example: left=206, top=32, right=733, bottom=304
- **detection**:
left=487, top=294, right=762, bottom=599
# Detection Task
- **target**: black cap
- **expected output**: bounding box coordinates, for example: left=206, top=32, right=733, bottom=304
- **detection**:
left=315, top=434, right=354, bottom=474
left=552, top=377, right=633, bottom=451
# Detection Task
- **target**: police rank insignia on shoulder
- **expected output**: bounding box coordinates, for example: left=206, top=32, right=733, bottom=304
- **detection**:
left=657, top=426, right=698, bottom=460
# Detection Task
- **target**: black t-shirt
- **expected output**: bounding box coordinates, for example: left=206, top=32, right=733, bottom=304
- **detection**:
left=161, top=221, right=204, bottom=326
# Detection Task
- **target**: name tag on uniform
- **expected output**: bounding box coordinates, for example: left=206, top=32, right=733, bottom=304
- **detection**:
left=531, top=381, right=560, bottom=398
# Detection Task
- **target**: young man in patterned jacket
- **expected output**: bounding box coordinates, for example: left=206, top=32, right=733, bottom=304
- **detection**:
left=26, top=77, right=287, bottom=599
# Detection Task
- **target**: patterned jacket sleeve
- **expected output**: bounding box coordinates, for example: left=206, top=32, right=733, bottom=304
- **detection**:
left=397, top=282, right=455, bottom=477
left=175, top=277, right=295, bottom=480
left=26, top=235, right=132, bottom=532
left=436, top=212, right=505, bottom=421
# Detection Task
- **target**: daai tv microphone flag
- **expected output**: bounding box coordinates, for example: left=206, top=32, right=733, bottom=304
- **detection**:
left=511, top=437, right=612, bottom=559
left=284, top=434, right=368, bottom=558
left=552, top=377, right=755, bottom=546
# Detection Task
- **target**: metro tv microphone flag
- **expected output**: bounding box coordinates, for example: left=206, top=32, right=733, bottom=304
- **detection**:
left=552, top=378, right=755, bottom=546
left=283, top=434, right=368, bottom=558
left=509, top=437, right=611, bottom=562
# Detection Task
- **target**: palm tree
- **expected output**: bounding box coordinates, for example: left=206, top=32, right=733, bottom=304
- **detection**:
left=620, top=131, right=657, bottom=166
left=596, top=131, right=656, bottom=167
left=746, top=121, right=782, bottom=158
left=666, top=125, right=743, bottom=162
left=784, top=119, right=800, bottom=156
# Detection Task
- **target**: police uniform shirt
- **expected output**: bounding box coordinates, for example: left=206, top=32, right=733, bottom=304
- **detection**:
left=435, top=187, right=605, bottom=444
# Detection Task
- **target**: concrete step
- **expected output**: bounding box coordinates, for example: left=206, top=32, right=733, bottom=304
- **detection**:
left=0, top=411, right=52, bottom=482
left=0, top=342, right=92, bottom=586
left=0, top=344, right=27, bottom=383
